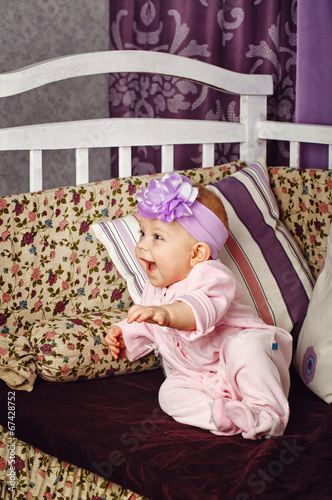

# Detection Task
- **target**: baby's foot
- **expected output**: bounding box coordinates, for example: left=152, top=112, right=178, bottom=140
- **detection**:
left=211, top=398, right=241, bottom=435
left=224, top=400, right=283, bottom=440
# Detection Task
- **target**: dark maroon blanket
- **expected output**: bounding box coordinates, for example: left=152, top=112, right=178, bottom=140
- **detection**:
left=1, top=367, right=331, bottom=500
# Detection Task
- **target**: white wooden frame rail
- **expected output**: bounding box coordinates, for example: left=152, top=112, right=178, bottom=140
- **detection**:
left=0, top=51, right=271, bottom=192
left=257, top=121, right=332, bottom=170
left=0, top=50, right=331, bottom=193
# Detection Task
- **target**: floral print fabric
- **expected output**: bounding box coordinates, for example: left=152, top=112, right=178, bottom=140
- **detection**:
left=268, top=167, right=332, bottom=278
left=30, top=311, right=160, bottom=384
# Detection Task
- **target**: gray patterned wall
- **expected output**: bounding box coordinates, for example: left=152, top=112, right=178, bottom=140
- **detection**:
left=0, top=0, right=110, bottom=196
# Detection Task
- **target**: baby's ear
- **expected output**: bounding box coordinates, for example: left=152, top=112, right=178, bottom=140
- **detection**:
left=190, top=242, right=211, bottom=266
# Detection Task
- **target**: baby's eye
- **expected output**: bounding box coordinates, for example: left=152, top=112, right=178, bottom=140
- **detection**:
left=154, top=233, right=162, bottom=240
left=139, top=230, right=145, bottom=237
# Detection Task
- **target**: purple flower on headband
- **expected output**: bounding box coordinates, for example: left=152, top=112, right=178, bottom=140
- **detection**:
left=136, top=173, right=198, bottom=222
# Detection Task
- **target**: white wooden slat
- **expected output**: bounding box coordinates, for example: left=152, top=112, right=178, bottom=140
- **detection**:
left=75, top=148, right=89, bottom=185
left=202, top=143, right=215, bottom=168
left=0, top=51, right=273, bottom=98
left=0, top=119, right=246, bottom=151
left=329, top=144, right=332, bottom=170
left=29, top=150, right=42, bottom=192
left=161, top=145, right=174, bottom=172
left=289, top=141, right=300, bottom=168
left=240, top=95, right=267, bottom=165
left=257, top=121, right=332, bottom=145
left=118, top=146, right=132, bottom=178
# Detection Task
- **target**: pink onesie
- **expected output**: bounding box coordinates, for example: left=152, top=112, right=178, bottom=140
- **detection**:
left=118, top=260, right=293, bottom=440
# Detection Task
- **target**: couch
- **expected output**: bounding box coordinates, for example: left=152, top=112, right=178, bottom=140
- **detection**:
left=0, top=159, right=331, bottom=500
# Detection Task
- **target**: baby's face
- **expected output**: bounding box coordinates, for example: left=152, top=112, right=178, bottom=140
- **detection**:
left=135, top=217, right=197, bottom=288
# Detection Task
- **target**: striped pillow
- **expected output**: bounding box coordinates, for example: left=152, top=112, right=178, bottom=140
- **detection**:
left=92, top=213, right=147, bottom=304
left=92, top=158, right=314, bottom=344
left=210, top=157, right=314, bottom=345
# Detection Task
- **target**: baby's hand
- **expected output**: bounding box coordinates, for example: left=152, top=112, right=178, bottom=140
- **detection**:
left=105, top=325, right=126, bottom=360
left=127, top=304, right=171, bottom=327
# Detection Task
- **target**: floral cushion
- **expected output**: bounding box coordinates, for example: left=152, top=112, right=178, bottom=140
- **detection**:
left=29, top=311, right=160, bottom=385
left=1, top=310, right=160, bottom=392
left=0, top=162, right=244, bottom=391
left=269, top=167, right=332, bottom=278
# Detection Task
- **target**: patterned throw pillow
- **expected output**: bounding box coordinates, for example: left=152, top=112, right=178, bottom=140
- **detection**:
left=92, top=213, right=146, bottom=305
left=210, top=157, right=314, bottom=345
left=294, top=225, right=332, bottom=403
left=93, top=158, right=314, bottom=347
left=29, top=311, right=160, bottom=384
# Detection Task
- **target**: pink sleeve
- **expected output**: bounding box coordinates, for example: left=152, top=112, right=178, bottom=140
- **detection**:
left=118, top=318, right=156, bottom=362
left=117, top=280, right=156, bottom=362
left=173, top=261, right=241, bottom=339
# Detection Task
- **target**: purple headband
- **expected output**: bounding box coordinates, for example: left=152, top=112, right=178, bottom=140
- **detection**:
left=136, top=173, right=228, bottom=259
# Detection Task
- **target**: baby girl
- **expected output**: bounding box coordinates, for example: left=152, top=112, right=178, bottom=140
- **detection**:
left=105, top=172, right=292, bottom=440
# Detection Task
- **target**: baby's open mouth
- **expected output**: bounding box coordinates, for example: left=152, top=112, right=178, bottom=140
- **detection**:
left=147, top=261, right=157, bottom=272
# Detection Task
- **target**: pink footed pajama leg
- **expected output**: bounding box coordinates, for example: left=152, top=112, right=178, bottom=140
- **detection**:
left=221, top=328, right=291, bottom=440
left=158, top=373, right=241, bottom=435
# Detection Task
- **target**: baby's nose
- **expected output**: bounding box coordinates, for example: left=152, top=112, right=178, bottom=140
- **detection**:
left=137, top=239, right=148, bottom=252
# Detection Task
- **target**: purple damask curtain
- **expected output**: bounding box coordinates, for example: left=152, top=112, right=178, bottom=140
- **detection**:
left=109, top=0, right=297, bottom=176
left=295, top=0, right=332, bottom=169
